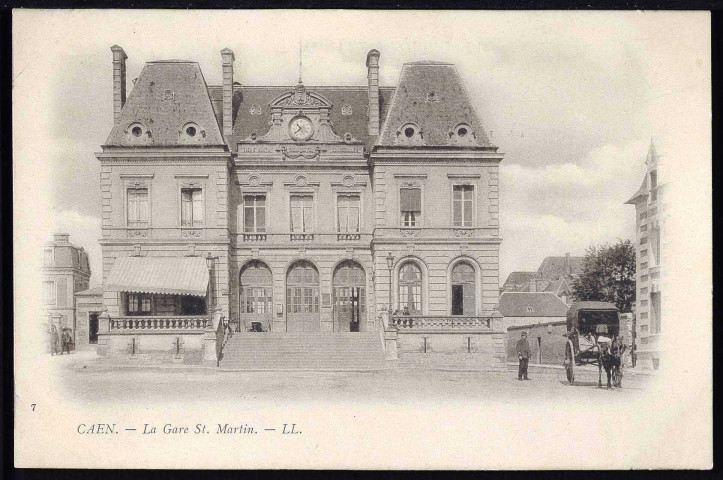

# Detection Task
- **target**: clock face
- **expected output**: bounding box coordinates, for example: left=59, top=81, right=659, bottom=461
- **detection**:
left=289, top=116, right=313, bottom=141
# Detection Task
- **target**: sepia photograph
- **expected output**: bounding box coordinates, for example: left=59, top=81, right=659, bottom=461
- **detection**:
left=12, top=9, right=712, bottom=469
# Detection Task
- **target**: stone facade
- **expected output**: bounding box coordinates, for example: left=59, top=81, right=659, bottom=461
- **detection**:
left=96, top=46, right=505, bottom=366
left=41, top=233, right=92, bottom=349
left=625, top=141, right=665, bottom=370
left=74, top=287, right=103, bottom=350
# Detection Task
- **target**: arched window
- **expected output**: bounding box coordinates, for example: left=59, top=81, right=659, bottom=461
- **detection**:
left=398, top=262, right=422, bottom=314
left=451, top=261, right=476, bottom=315
left=286, top=261, right=320, bottom=332
left=240, top=261, right=272, bottom=315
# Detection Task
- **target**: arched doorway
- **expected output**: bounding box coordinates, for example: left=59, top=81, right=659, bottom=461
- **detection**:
left=332, top=261, right=366, bottom=332
left=398, top=262, right=423, bottom=314
left=239, top=261, right=273, bottom=331
left=451, top=261, right=476, bottom=315
left=286, top=261, right=320, bottom=332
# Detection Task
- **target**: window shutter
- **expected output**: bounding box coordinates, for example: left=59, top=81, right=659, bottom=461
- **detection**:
left=255, top=197, right=266, bottom=232
left=192, top=189, right=204, bottom=225
left=181, top=190, right=192, bottom=226
left=400, top=188, right=421, bottom=211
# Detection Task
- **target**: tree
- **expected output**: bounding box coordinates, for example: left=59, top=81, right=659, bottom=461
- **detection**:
left=571, top=239, right=636, bottom=313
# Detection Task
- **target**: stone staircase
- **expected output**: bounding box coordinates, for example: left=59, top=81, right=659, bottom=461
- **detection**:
left=218, top=331, right=387, bottom=371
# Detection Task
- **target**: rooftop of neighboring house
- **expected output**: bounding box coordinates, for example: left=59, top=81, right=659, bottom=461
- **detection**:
left=497, top=292, right=570, bottom=318
left=42, top=234, right=91, bottom=275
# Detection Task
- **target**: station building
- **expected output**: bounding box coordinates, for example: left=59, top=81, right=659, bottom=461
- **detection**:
left=96, top=46, right=506, bottom=368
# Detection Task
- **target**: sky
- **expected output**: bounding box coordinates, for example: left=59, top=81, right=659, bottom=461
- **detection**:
left=13, top=10, right=711, bottom=287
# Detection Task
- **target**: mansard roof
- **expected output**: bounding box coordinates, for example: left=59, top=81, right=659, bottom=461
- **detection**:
left=625, top=176, right=649, bottom=205
left=207, top=85, right=395, bottom=150
left=377, top=62, right=493, bottom=148
left=105, top=61, right=225, bottom=147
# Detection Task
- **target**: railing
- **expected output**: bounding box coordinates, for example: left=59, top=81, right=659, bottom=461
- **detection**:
left=109, top=315, right=211, bottom=331
left=243, top=233, right=267, bottom=242
left=290, top=233, right=314, bottom=241
left=337, top=233, right=361, bottom=241
left=391, top=315, right=493, bottom=330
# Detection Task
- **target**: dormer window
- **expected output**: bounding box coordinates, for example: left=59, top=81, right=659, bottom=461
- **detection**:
left=179, top=122, right=205, bottom=144
left=396, top=123, right=423, bottom=145
left=449, top=123, right=475, bottom=145
left=126, top=122, right=151, bottom=144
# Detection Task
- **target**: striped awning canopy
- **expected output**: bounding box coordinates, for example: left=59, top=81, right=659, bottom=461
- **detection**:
left=105, top=256, right=210, bottom=297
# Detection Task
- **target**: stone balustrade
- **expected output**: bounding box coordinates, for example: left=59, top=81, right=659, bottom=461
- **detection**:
left=109, top=315, right=211, bottom=332
left=391, top=315, right=493, bottom=330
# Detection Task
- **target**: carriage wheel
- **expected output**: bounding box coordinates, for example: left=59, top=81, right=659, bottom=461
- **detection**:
left=564, top=341, right=575, bottom=385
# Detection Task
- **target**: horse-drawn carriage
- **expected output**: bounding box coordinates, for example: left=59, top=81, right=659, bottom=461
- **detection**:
left=564, top=301, right=627, bottom=388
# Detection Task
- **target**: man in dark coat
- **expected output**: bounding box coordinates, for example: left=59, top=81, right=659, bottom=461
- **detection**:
left=516, top=331, right=531, bottom=380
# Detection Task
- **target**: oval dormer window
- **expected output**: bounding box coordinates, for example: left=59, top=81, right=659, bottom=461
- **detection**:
left=126, top=122, right=151, bottom=144
left=396, top=123, right=423, bottom=145
left=179, top=122, right=204, bottom=144
left=450, top=123, right=475, bottom=145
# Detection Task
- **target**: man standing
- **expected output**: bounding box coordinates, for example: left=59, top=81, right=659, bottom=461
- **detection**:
left=516, top=331, right=531, bottom=380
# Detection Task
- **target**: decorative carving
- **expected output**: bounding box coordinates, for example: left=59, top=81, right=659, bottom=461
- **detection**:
left=243, top=233, right=267, bottom=242
left=181, top=229, right=202, bottom=238
left=127, top=229, right=148, bottom=238
left=248, top=175, right=260, bottom=187
left=342, top=175, right=355, bottom=187
left=341, top=104, right=352, bottom=115
left=250, top=104, right=262, bottom=115
left=281, top=145, right=321, bottom=161
left=338, top=234, right=360, bottom=241
left=251, top=248, right=260, bottom=259
left=426, top=91, right=439, bottom=102
left=163, top=89, right=175, bottom=101
left=400, top=229, right=421, bottom=238
left=295, top=175, right=308, bottom=187
left=453, top=229, right=474, bottom=238
left=291, top=234, right=314, bottom=242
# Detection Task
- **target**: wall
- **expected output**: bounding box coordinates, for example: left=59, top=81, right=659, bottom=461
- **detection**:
left=396, top=331, right=506, bottom=370
left=103, top=332, right=205, bottom=364
left=75, top=294, right=103, bottom=350
left=507, top=321, right=568, bottom=365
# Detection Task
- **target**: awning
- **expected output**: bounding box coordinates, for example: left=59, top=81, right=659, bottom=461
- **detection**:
left=105, top=256, right=210, bottom=297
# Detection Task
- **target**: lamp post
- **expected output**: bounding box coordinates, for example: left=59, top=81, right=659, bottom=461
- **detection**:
left=205, top=252, right=219, bottom=310
left=386, top=252, right=394, bottom=323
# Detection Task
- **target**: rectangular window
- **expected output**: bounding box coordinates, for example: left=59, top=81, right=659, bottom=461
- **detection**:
left=640, top=262, right=648, bottom=270
left=452, top=185, right=474, bottom=227
left=127, top=293, right=152, bottom=316
left=640, top=237, right=647, bottom=245
left=43, top=281, right=56, bottom=305
left=243, top=194, right=266, bottom=233
left=43, top=249, right=54, bottom=267
left=640, top=212, right=647, bottom=221
left=290, top=195, right=314, bottom=233
left=127, top=188, right=149, bottom=228
left=651, top=227, right=661, bottom=266
left=640, top=224, right=647, bottom=232
left=400, top=188, right=421, bottom=227
left=56, top=278, right=68, bottom=307
left=640, top=249, right=648, bottom=257
left=337, top=195, right=360, bottom=233
left=181, top=188, right=204, bottom=227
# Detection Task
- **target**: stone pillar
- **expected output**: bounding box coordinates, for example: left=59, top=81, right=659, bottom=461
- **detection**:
left=96, top=310, right=110, bottom=357
left=384, top=327, right=399, bottom=361
left=111, top=45, right=127, bottom=125
left=220, top=48, right=235, bottom=142
left=203, top=309, right=222, bottom=366
left=490, top=311, right=506, bottom=370
left=366, top=49, right=380, bottom=136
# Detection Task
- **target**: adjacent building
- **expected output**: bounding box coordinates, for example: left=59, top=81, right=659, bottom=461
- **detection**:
left=500, top=253, right=583, bottom=304
left=625, top=140, right=664, bottom=369
left=95, top=46, right=506, bottom=367
left=41, top=233, right=92, bottom=347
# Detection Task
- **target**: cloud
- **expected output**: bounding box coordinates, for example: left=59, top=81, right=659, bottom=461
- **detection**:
left=53, top=210, right=103, bottom=287
left=498, top=140, right=648, bottom=280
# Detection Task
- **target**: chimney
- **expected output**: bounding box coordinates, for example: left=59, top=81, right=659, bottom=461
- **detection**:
left=221, top=48, right=235, bottom=141
left=53, top=233, right=70, bottom=243
left=366, top=49, right=380, bottom=136
left=111, top=45, right=127, bottom=125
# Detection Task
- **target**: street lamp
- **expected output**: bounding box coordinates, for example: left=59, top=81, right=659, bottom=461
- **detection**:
left=206, top=252, right=219, bottom=310
left=386, top=252, right=394, bottom=321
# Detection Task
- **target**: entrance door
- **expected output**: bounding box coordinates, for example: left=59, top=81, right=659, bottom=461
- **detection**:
left=239, top=261, right=273, bottom=332
left=333, top=261, right=366, bottom=332
left=88, top=313, right=99, bottom=345
left=451, top=262, right=476, bottom=315
left=286, top=261, right=320, bottom=332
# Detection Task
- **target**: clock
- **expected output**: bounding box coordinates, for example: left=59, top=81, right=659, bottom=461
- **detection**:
left=289, top=116, right=313, bottom=141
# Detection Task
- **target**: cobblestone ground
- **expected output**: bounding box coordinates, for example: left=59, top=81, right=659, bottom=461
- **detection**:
left=51, top=351, right=655, bottom=406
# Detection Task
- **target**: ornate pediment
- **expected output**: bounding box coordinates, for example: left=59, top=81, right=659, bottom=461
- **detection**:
left=269, top=82, right=332, bottom=110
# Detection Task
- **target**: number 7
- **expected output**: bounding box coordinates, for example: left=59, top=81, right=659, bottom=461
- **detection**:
left=31, top=404, right=36, bottom=411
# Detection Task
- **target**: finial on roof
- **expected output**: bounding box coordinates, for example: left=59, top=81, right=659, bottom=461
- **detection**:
left=646, top=137, right=658, bottom=165
left=298, top=38, right=303, bottom=84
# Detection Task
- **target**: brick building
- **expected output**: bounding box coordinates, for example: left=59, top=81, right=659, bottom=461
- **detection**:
left=41, top=233, right=91, bottom=347
left=96, top=46, right=505, bottom=368
left=625, top=140, right=664, bottom=369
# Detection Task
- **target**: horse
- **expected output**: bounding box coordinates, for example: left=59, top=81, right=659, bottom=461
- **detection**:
left=599, top=336, right=626, bottom=388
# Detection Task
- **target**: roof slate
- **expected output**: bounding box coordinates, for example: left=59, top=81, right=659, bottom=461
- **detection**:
left=377, top=63, right=493, bottom=147
left=625, top=175, right=648, bottom=204
left=105, top=61, right=224, bottom=147
left=536, top=256, right=584, bottom=280
left=501, top=271, right=537, bottom=291
left=497, top=292, right=570, bottom=317
left=207, top=85, right=395, bottom=151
